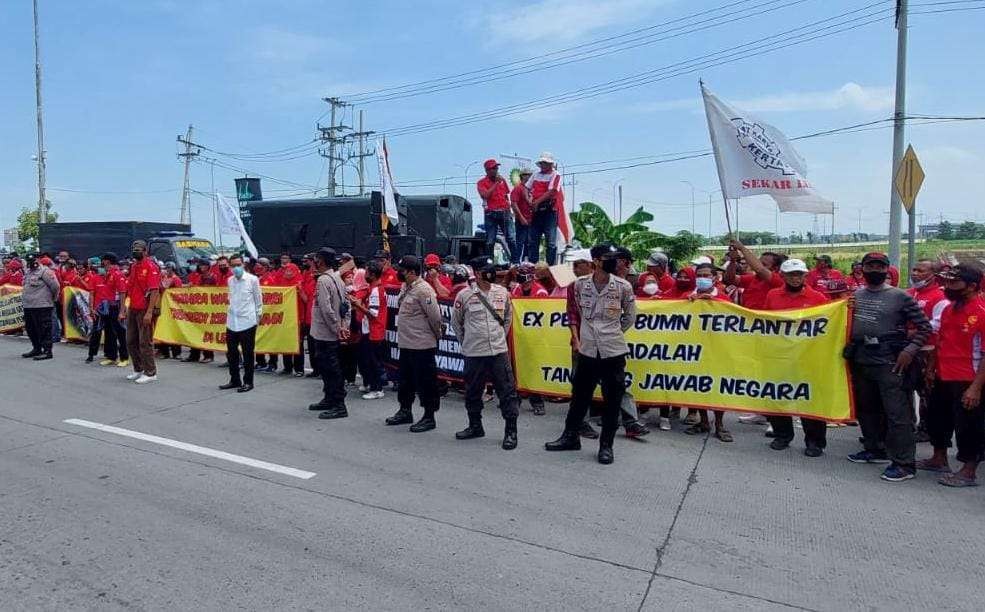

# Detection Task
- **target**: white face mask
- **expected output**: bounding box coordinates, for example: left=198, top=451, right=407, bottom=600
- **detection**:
left=910, top=278, right=929, bottom=289
left=642, top=283, right=658, bottom=296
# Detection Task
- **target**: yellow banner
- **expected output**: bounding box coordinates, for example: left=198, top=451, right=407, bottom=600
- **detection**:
left=61, top=286, right=93, bottom=342
left=0, top=285, right=23, bottom=332
left=153, top=286, right=300, bottom=354
left=511, top=298, right=853, bottom=421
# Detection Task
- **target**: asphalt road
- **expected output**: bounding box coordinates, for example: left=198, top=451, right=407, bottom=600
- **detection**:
left=1, top=336, right=982, bottom=611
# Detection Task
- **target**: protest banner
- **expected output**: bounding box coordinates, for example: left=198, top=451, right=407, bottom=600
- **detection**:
left=153, top=286, right=300, bottom=354
left=62, top=287, right=93, bottom=342
left=0, top=285, right=24, bottom=332
left=510, top=298, right=853, bottom=422
left=382, top=288, right=464, bottom=380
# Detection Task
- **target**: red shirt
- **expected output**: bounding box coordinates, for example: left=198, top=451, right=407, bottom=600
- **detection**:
left=635, top=271, right=676, bottom=298
left=512, top=281, right=549, bottom=298
left=126, top=258, right=161, bottom=310
left=361, top=283, right=388, bottom=342
left=805, top=268, right=845, bottom=294
left=525, top=171, right=563, bottom=214
left=510, top=184, right=532, bottom=222
left=936, top=296, right=985, bottom=382
left=476, top=176, right=511, bottom=212
left=160, top=274, right=183, bottom=289
left=0, top=270, right=24, bottom=286
left=737, top=271, right=784, bottom=310
left=210, top=265, right=233, bottom=285
left=380, top=266, right=401, bottom=289
left=59, top=269, right=89, bottom=291
left=94, top=267, right=126, bottom=305
left=301, top=271, right=317, bottom=326
left=449, top=282, right=469, bottom=300
left=764, top=286, right=829, bottom=310
left=907, top=283, right=948, bottom=344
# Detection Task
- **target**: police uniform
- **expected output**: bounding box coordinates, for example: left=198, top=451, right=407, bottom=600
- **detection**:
left=387, top=276, right=443, bottom=430
left=547, top=266, right=636, bottom=463
left=451, top=261, right=520, bottom=449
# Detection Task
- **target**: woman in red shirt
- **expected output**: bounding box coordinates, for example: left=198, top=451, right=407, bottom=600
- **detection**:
left=685, top=263, right=732, bottom=441
left=350, top=261, right=389, bottom=399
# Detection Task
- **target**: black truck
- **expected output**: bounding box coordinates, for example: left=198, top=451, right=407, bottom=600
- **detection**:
left=38, top=221, right=217, bottom=277
left=244, top=192, right=489, bottom=262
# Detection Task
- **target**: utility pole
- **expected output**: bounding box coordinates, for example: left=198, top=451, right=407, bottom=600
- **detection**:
left=617, top=184, right=623, bottom=223
left=887, top=0, right=908, bottom=266
left=350, top=110, right=376, bottom=195
left=318, top=97, right=350, bottom=196
left=177, top=124, right=199, bottom=225
left=33, top=0, right=48, bottom=225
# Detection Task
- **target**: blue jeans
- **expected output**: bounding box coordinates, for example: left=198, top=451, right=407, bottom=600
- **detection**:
left=514, top=222, right=531, bottom=263
left=484, top=210, right=517, bottom=262
left=528, top=209, right=558, bottom=265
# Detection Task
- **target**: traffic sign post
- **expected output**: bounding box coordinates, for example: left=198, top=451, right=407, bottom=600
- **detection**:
left=894, top=144, right=924, bottom=283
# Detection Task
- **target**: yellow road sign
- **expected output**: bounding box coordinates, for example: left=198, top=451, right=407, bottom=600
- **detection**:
left=894, top=144, right=924, bottom=213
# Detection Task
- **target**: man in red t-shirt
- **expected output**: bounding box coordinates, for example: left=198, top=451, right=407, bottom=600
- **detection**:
left=476, top=158, right=517, bottom=263
left=762, top=258, right=830, bottom=456
left=635, top=250, right=676, bottom=298
left=0, top=258, right=24, bottom=286
left=907, top=259, right=949, bottom=441
left=917, top=264, right=985, bottom=487
left=805, top=254, right=845, bottom=294
left=510, top=167, right=534, bottom=263
left=121, top=240, right=161, bottom=383
left=423, top=253, right=452, bottom=298
left=350, top=261, right=389, bottom=399
left=373, top=250, right=402, bottom=289
left=272, top=254, right=306, bottom=376
left=724, top=240, right=785, bottom=310
left=510, top=263, right=548, bottom=298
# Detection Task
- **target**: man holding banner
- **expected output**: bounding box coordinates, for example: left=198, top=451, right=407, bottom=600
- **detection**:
left=545, top=244, right=636, bottom=465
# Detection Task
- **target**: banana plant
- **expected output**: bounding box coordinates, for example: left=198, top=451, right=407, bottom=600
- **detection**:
left=570, top=201, right=703, bottom=263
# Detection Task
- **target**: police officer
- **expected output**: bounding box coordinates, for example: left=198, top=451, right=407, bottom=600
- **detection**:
left=385, top=255, right=444, bottom=432
left=451, top=256, right=521, bottom=450
left=546, top=243, right=636, bottom=464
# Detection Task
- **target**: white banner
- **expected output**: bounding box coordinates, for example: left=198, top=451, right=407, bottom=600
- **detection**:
left=216, top=193, right=259, bottom=258
left=701, top=83, right=833, bottom=214
left=376, top=137, right=399, bottom=220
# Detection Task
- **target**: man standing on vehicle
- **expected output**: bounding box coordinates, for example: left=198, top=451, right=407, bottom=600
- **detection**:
left=510, top=167, right=534, bottom=263
left=526, top=152, right=563, bottom=265
left=477, top=159, right=517, bottom=263
left=121, top=240, right=161, bottom=384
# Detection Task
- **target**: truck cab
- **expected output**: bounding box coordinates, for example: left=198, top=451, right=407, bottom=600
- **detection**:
left=147, top=232, right=218, bottom=278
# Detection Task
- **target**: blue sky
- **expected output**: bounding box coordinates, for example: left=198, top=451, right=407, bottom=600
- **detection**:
left=1, top=0, right=983, bottom=245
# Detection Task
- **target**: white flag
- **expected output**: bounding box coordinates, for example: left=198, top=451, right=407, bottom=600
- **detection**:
left=376, top=137, right=399, bottom=220
left=216, top=193, right=258, bottom=259
left=701, top=83, right=833, bottom=214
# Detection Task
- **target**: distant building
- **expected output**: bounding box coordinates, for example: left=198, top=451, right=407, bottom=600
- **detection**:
left=2, top=227, right=19, bottom=250
left=919, top=223, right=940, bottom=239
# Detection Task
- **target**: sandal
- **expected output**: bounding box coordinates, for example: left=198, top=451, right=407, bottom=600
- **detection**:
left=915, top=458, right=952, bottom=473
left=938, top=473, right=978, bottom=487
left=715, top=429, right=734, bottom=443
left=684, top=423, right=710, bottom=436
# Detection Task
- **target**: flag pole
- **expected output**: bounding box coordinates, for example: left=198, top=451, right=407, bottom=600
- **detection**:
left=700, top=80, right=734, bottom=237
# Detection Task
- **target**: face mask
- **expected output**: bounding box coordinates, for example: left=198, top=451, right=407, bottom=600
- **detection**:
left=233, top=266, right=244, bottom=279
left=863, top=271, right=887, bottom=285
left=785, top=282, right=804, bottom=293
left=132, top=251, right=144, bottom=260
left=675, top=279, right=691, bottom=290
left=601, top=258, right=618, bottom=273
left=396, top=270, right=407, bottom=283
left=944, top=288, right=966, bottom=302
left=219, top=264, right=228, bottom=271
left=97, top=267, right=106, bottom=275
left=642, top=283, right=658, bottom=296
left=695, top=277, right=714, bottom=291
left=910, top=278, right=929, bottom=289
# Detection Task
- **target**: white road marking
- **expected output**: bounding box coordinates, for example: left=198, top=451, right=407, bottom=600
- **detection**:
left=63, top=419, right=316, bottom=480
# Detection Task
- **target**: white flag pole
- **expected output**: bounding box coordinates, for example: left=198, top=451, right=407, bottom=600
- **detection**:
left=700, top=80, right=733, bottom=236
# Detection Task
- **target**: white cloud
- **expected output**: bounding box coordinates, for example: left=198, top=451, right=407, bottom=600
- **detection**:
left=631, top=83, right=894, bottom=115
left=485, top=0, right=672, bottom=45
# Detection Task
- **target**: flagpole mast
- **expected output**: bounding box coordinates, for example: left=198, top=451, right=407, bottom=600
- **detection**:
left=887, top=0, right=908, bottom=267
left=700, top=80, right=734, bottom=236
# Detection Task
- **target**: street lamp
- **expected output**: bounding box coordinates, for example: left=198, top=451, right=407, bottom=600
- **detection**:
left=680, top=180, right=696, bottom=234
left=454, top=160, right=481, bottom=199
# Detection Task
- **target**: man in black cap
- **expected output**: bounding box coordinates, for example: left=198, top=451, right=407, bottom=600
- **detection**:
left=308, top=248, right=351, bottom=418
left=846, top=252, right=931, bottom=482
left=385, top=255, right=444, bottom=432
left=450, top=256, right=520, bottom=449
left=20, top=253, right=60, bottom=360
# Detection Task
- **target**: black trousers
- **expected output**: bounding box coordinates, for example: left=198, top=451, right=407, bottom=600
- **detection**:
left=24, top=307, right=53, bottom=352
left=99, top=307, right=128, bottom=361
left=156, top=342, right=181, bottom=358
left=767, top=416, right=827, bottom=448
left=851, top=362, right=916, bottom=466
left=313, top=339, right=346, bottom=408
left=927, top=380, right=985, bottom=463
left=281, top=327, right=305, bottom=373
left=225, top=326, right=256, bottom=386
left=304, top=325, right=318, bottom=375
left=88, top=318, right=103, bottom=357
left=564, top=354, right=626, bottom=442
left=340, top=343, right=359, bottom=383
left=187, top=348, right=214, bottom=361
left=464, top=353, right=520, bottom=420
left=397, top=347, right=440, bottom=415
left=358, top=336, right=385, bottom=391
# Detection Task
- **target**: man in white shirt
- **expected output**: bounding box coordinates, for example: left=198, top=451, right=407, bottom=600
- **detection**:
left=221, top=254, right=263, bottom=393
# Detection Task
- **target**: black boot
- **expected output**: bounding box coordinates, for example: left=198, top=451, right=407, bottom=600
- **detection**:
left=455, top=414, right=485, bottom=440
left=33, top=349, right=53, bottom=361
left=598, top=428, right=616, bottom=464
left=502, top=417, right=517, bottom=450
left=409, top=412, right=436, bottom=433
left=545, top=430, right=581, bottom=451
left=385, top=408, right=414, bottom=426
left=318, top=406, right=349, bottom=419
left=22, top=348, right=41, bottom=359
